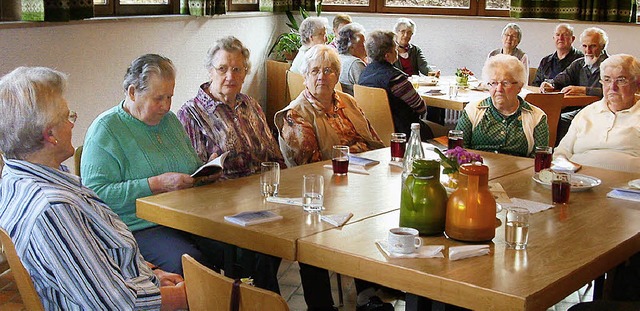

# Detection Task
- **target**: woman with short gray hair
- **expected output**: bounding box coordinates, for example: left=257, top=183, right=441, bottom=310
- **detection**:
left=336, top=22, right=367, bottom=95
left=393, top=17, right=431, bottom=76
left=488, top=23, right=530, bottom=75
left=290, top=16, right=328, bottom=73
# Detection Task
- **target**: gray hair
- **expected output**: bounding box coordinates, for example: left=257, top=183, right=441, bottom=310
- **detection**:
left=366, top=30, right=396, bottom=62
left=299, top=17, right=328, bottom=45
left=482, top=54, right=527, bottom=85
left=600, top=54, right=640, bottom=81
left=394, top=18, right=416, bottom=33
left=336, top=23, right=365, bottom=55
left=555, top=23, right=574, bottom=36
left=0, top=67, right=68, bottom=159
left=122, top=54, right=176, bottom=93
left=205, top=36, right=252, bottom=74
left=580, top=27, right=608, bottom=49
left=300, top=45, right=341, bottom=77
left=502, top=23, right=522, bottom=43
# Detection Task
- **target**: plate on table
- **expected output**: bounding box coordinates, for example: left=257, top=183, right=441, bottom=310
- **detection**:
left=418, top=78, right=439, bottom=86
left=532, top=173, right=602, bottom=192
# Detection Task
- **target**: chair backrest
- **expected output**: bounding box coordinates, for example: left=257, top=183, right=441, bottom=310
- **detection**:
left=0, top=228, right=45, bottom=311
left=524, top=92, right=564, bottom=147
left=182, top=254, right=289, bottom=311
left=353, top=84, right=395, bottom=147
left=74, top=145, right=83, bottom=177
left=286, top=70, right=305, bottom=102
left=528, top=67, right=537, bottom=85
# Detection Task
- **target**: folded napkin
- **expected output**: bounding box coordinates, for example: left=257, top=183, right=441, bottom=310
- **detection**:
left=265, top=196, right=303, bottom=206
left=448, top=245, right=490, bottom=261
left=551, top=156, right=581, bottom=173
left=323, top=164, right=369, bottom=175
left=321, top=213, right=353, bottom=227
left=375, top=240, right=444, bottom=259
left=501, top=198, right=553, bottom=214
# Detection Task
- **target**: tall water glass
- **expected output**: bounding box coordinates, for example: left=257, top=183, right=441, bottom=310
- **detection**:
left=390, top=133, right=407, bottom=161
left=534, top=146, right=553, bottom=172
left=302, top=174, right=324, bottom=212
left=260, top=162, right=280, bottom=197
left=505, top=207, right=530, bottom=250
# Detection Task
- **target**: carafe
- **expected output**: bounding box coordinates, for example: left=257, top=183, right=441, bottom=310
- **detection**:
left=400, top=159, right=448, bottom=235
left=444, top=163, right=496, bottom=242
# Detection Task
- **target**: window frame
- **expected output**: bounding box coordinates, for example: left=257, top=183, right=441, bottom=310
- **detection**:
left=322, top=0, right=509, bottom=17
left=94, top=0, right=179, bottom=17
left=227, top=0, right=258, bottom=11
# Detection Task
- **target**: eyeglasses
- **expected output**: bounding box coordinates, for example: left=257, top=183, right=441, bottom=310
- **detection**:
left=487, top=81, right=520, bottom=88
left=601, top=76, right=631, bottom=86
left=308, top=67, right=337, bottom=76
left=68, top=110, right=77, bottom=124
left=213, top=65, right=247, bottom=75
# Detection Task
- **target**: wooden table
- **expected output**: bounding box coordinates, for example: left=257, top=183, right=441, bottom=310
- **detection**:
left=136, top=146, right=532, bottom=261
left=418, top=76, right=489, bottom=111
left=524, top=86, right=600, bottom=108
left=297, top=165, right=640, bottom=310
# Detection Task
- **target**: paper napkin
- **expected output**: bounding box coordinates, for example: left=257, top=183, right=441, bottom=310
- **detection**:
left=551, top=156, right=582, bottom=173
left=323, top=164, right=369, bottom=175
left=265, top=196, right=303, bottom=206
left=321, top=213, right=353, bottom=227
left=607, top=189, right=640, bottom=203
left=375, top=240, right=444, bottom=259
left=448, top=245, right=490, bottom=261
left=501, top=198, right=553, bottom=214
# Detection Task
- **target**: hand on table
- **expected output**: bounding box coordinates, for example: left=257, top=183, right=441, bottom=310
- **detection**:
left=539, top=81, right=555, bottom=93
left=153, top=269, right=184, bottom=286
left=559, top=85, right=587, bottom=96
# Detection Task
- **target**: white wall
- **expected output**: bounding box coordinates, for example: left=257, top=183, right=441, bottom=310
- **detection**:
left=1, top=13, right=639, bottom=170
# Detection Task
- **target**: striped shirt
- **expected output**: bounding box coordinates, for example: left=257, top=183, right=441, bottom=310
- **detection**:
left=0, top=159, right=161, bottom=310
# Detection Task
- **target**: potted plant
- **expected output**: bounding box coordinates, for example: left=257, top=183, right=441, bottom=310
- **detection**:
left=268, top=2, right=327, bottom=62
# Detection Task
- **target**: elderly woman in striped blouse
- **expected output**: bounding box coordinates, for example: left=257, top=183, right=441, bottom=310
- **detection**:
left=0, top=67, right=186, bottom=310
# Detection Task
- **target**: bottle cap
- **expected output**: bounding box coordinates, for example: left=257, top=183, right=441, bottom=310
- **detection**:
left=410, top=123, right=420, bottom=130
left=459, top=162, right=488, bottom=175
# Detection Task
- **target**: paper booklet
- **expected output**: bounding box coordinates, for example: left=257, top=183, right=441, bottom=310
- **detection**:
left=224, top=210, right=283, bottom=226
left=191, top=151, right=230, bottom=178
left=348, top=155, right=380, bottom=167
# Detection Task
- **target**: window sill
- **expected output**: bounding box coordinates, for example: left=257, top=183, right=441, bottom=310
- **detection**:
left=0, top=11, right=276, bottom=30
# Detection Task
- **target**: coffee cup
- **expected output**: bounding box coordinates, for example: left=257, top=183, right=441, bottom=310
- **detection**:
left=387, top=227, right=422, bottom=254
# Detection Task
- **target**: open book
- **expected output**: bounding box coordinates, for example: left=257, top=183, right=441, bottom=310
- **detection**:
left=191, top=151, right=230, bottom=178
left=224, top=210, right=283, bottom=226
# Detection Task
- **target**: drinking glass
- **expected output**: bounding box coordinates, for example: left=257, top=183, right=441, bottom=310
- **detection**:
left=505, top=207, right=530, bottom=250
left=302, top=174, right=324, bottom=213
left=260, top=162, right=280, bottom=197
left=332, top=145, right=349, bottom=175
left=448, top=84, right=459, bottom=99
left=390, top=133, right=407, bottom=161
left=552, top=172, right=571, bottom=204
left=534, top=146, right=553, bottom=172
left=447, top=130, right=464, bottom=150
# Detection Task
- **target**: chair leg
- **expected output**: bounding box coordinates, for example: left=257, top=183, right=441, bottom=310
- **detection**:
left=336, top=273, right=344, bottom=307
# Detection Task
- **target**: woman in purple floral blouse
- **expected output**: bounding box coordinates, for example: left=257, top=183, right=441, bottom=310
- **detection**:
left=178, top=36, right=285, bottom=180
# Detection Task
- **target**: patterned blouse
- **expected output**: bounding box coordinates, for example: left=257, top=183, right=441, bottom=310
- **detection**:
left=178, top=82, right=285, bottom=179
left=276, top=90, right=384, bottom=166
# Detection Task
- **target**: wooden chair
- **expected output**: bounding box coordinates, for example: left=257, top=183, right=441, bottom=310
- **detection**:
left=528, top=67, right=537, bottom=86
left=0, top=228, right=45, bottom=311
left=286, top=70, right=305, bottom=102
left=524, top=92, right=564, bottom=147
left=353, top=84, right=395, bottom=147
left=182, top=254, right=289, bottom=311
left=74, top=145, right=83, bottom=177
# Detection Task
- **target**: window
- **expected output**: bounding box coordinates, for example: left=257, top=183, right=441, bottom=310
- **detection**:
left=227, top=0, right=258, bottom=12
left=322, top=0, right=509, bottom=17
left=94, top=0, right=178, bottom=16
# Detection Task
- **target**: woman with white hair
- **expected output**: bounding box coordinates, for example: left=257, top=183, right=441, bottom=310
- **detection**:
left=336, top=22, right=367, bottom=95
left=456, top=54, right=548, bottom=157
left=392, top=17, right=431, bottom=76
left=487, top=23, right=529, bottom=74
left=290, top=16, right=328, bottom=73
left=554, top=54, right=640, bottom=172
left=276, top=44, right=383, bottom=167
left=0, top=67, right=186, bottom=310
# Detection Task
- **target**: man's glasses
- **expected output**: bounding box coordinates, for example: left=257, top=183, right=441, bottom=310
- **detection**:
left=213, top=65, right=247, bottom=75
left=487, top=81, right=520, bottom=88
left=68, top=110, right=77, bottom=124
left=308, top=67, right=337, bottom=76
left=601, top=76, right=631, bottom=87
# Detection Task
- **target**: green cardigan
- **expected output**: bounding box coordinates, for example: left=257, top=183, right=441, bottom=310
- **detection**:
left=81, top=101, right=202, bottom=231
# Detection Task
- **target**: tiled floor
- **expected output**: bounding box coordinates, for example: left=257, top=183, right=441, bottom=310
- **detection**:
left=0, top=259, right=593, bottom=310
